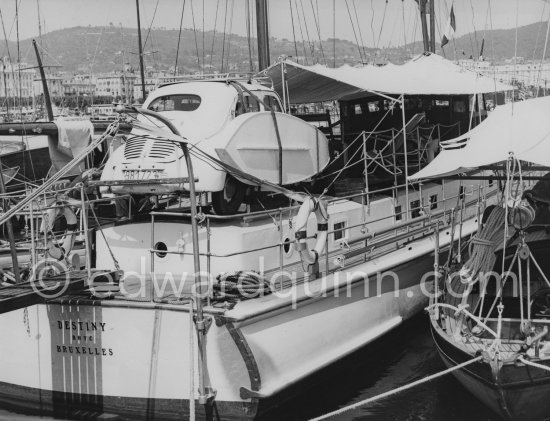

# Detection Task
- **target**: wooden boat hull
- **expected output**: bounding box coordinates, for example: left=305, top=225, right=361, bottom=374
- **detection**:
left=431, top=323, right=550, bottom=421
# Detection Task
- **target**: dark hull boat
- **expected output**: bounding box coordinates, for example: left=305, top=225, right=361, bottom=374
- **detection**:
left=432, top=309, right=550, bottom=421
left=415, top=97, right=550, bottom=421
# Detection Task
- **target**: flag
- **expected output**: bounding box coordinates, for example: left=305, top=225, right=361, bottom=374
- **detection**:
left=441, top=5, right=456, bottom=48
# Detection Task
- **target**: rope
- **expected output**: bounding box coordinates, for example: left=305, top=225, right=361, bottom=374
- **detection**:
left=173, top=0, right=186, bottom=75
left=294, top=0, right=309, bottom=65
left=299, top=0, right=316, bottom=63
left=460, top=206, right=506, bottom=281
left=344, top=0, right=364, bottom=62
left=213, top=271, right=271, bottom=301
left=309, top=355, right=483, bottom=421
left=517, top=356, right=550, bottom=373
left=208, top=0, right=221, bottom=69
left=86, top=191, right=121, bottom=271
left=220, top=0, right=229, bottom=72
left=289, top=0, right=299, bottom=61
left=310, top=0, right=326, bottom=65
left=190, top=0, right=201, bottom=71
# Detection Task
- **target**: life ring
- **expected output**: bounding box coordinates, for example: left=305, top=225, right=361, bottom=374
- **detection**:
left=294, top=198, right=329, bottom=265
left=40, top=203, right=78, bottom=261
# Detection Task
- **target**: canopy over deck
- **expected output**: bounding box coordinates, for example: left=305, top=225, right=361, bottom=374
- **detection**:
left=409, top=96, right=550, bottom=180
left=262, top=53, right=514, bottom=104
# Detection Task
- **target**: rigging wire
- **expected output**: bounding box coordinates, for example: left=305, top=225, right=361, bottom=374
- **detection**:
left=401, top=0, right=407, bottom=48
left=370, top=0, right=375, bottom=52
left=143, top=0, right=160, bottom=48
left=202, top=0, right=205, bottom=74
left=298, top=0, right=316, bottom=63
left=352, top=0, right=367, bottom=60
left=410, top=3, right=420, bottom=56
left=333, top=0, right=336, bottom=67
left=468, top=0, right=479, bottom=58
left=513, top=0, right=519, bottom=106
left=174, top=0, right=187, bottom=76
left=344, top=0, right=364, bottom=62
left=0, top=8, right=13, bottom=112
left=376, top=0, right=388, bottom=51
left=293, top=0, right=309, bottom=65
left=246, top=0, right=254, bottom=72
left=289, top=0, right=300, bottom=61
left=309, top=0, right=326, bottom=65
left=190, top=0, right=201, bottom=72
left=36, top=0, right=43, bottom=48
left=226, top=0, right=236, bottom=72
left=531, top=1, right=547, bottom=63
left=220, top=0, right=229, bottom=72
left=535, top=6, right=550, bottom=96
left=209, top=0, right=221, bottom=69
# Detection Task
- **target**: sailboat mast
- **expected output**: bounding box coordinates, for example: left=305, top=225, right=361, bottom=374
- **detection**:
left=135, top=0, right=146, bottom=102
left=256, top=0, right=270, bottom=70
left=33, top=39, right=53, bottom=121
left=419, top=0, right=430, bottom=52
left=429, top=0, right=436, bottom=52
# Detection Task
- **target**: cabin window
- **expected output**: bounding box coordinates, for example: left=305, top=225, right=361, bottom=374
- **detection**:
left=263, top=94, right=282, bottom=112
left=354, top=104, right=362, bottom=115
left=395, top=205, right=402, bottom=221
left=453, top=100, right=466, bottom=113
left=149, top=94, right=201, bottom=112
left=333, top=221, right=347, bottom=242
left=244, top=95, right=261, bottom=113
left=429, top=194, right=438, bottom=210
left=410, top=200, right=421, bottom=218
left=368, top=101, right=380, bottom=112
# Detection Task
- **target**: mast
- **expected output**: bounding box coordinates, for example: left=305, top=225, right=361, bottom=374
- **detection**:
left=2, top=61, right=8, bottom=122
left=419, top=0, right=430, bottom=52
left=429, top=0, right=436, bottom=53
left=135, top=0, right=146, bottom=102
left=256, top=0, right=270, bottom=70
left=32, top=39, right=53, bottom=121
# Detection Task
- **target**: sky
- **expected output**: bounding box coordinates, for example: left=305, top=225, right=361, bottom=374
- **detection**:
left=0, top=0, right=548, bottom=50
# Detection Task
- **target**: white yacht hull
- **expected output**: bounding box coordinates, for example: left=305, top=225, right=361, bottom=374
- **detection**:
left=0, top=217, right=478, bottom=420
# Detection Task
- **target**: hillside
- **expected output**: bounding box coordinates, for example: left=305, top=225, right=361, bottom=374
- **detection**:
left=0, top=21, right=548, bottom=75
left=407, top=21, right=550, bottom=61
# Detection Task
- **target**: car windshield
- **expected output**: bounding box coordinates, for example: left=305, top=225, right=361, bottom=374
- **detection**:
left=148, top=94, right=202, bottom=112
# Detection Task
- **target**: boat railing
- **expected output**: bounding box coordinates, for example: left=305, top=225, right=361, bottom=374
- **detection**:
left=147, top=182, right=492, bottom=293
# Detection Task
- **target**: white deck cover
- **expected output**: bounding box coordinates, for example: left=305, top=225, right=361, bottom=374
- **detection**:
left=409, top=96, right=550, bottom=180
left=263, top=53, right=513, bottom=103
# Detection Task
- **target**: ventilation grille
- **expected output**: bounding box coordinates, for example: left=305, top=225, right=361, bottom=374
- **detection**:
left=124, top=136, right=146, bottom=159
left=149, top=139, right=176, bottom=158
left=123, top=136, right=176, bottom=160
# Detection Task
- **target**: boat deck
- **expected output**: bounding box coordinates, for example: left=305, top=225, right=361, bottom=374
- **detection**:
left=0, top=269, right=121, bottom=314
left=0, top=271, right=88, bottom=314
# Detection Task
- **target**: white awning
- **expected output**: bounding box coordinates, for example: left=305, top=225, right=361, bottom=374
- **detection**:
left=262, top=53, right=514, bottom=104
left=409, top=96, right=550, bottom=180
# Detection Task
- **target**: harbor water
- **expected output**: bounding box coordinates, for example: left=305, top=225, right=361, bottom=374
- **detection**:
left=0, top=314, right=501, bottom=421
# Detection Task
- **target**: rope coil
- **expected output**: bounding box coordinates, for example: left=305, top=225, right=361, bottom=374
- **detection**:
left=213, top=271, right=271, bottom=301
left=461, top=206, right=506, bottom=282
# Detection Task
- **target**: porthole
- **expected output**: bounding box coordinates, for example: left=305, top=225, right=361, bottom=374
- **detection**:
left=283, top=237, right=293, bottom=257
left=155, top=242, right=168, bottom=258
